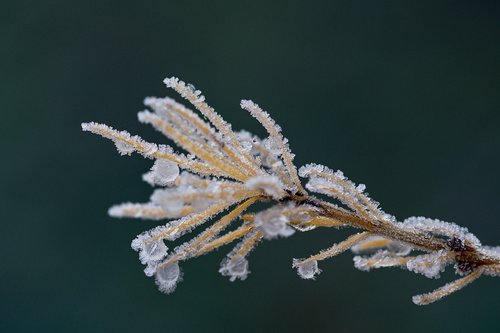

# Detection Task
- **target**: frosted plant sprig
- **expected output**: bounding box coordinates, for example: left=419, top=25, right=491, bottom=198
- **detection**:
left=83, top=76, right=500, bottom=305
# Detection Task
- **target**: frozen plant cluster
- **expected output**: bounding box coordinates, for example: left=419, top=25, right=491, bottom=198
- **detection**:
left=83, top=76, right=500, bottom=305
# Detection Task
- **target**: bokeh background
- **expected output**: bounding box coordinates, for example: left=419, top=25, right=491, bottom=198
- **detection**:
left=2, top=0, right=500, bottom=332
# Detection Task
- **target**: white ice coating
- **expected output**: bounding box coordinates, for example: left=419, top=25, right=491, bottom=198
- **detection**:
left=107, top=202, right=167, bottom=220
left=351, top=235, right=412, bottom=256
left=114, top=141, right=135, bottom=156
left=387, top=241, right=412, bottom=256
left=150, top=189, right=185, bottom=217
left=244, top=175, right=286, bottom=199
left=219, top=256, right=249, bottom=282
left=353, top=250, right=405, bottom=271
left=292, top=259, right=320, bottom=279
left=299, top=163, right=395, bottom=224
left=84, top=77, right=498, bottom=302
left=479, top=245, right=500, bottom=259
left=143, top=159, right=180, bottom=186
left=156, top=262, right=182, bottom=294
left=149, top=178, right=244, bottom=217
left=81, top=122, right=173, bottom=160
left=131, top=234, right=169, bottom=265
left=144, top=262, right=158, bottom=277
left=402, top=216, right=481, bottom=247
left=254, top=205, right=295, bottom=239
left=406, top=249, right=452, bottom=279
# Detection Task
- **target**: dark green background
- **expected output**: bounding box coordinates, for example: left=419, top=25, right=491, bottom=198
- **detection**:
left=2, top=1, right=499, bottom=332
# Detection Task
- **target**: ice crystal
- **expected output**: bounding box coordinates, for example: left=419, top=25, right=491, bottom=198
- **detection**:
left=406, top=250, right=452, bottom=279
left=293, top=259, right=320, bottom=279
left=83, top=76, right=500, bottom=305
left=254, top=205, right=295, bottom=239
left=156, top=261, right=182, bottom=294
left=143, top=159, right=179, bottom=186
left=219, top=256, right=250, bottom=282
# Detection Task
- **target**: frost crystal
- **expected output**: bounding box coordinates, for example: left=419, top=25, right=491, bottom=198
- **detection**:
left=245, top=175, right=285, bottom=199
left=156, top=262, right=182, bottom=294
left=141, top=239, right=168, bottom=264
left=131, top=234, right=168, bottom=265
left=84, top=76, right=500, bottom=305
left=402, top=216, right=481, bottom=247
left=353, top=250, right=406, bottom=271
left=150, top=189, right=185, bottom=217
left=114, top=141, right=135, bottom=155
left=254, top=205, right=294, bottom=239
left=293, top=259, right=320, bottom=279
left=351, top=235, right=412, bottom=256
left=143, top=159, right=179, bottom=186
left=219, top=256, right=249, bottom=281
left=406, top=250, right=452, bottom=279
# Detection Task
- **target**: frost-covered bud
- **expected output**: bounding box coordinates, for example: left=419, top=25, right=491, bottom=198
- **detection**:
left=143, top=159, right=179, bottom=186
left=156, top=262, right=182, bottom=294
left=254, top=206, right=294, bottom=239
left=131, top=234, right=168, bottom=265
left=293, top=259, right=320, bottom=279
left=142, top=239, right=168, bottom=263
left=245, top=175, right=286, bottom=199
left=219, top=256, right=249, bottom=282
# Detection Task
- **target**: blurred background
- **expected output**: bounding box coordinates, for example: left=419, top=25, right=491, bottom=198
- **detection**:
left=2, top=0, right=499, bottom=332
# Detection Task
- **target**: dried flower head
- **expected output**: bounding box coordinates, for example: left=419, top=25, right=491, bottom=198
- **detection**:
left=83, top=76, right=500, bottom=305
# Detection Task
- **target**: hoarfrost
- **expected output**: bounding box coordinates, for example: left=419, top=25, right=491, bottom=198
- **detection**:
left=219, top=256, right=249, bottom=282
left=351, top=235, right=412, bottom=256
left=150, top=189, right=185, bottom=216
left=254, top=205, right=294, bottom=239
left=131, top=234, right=168, bottom=265
left=293, top=259, right=320, bottom=279
left=406, top=250, right=451, bottom=279
left=245, top=175, right=285, bottom=199
left=156, top=262, right=182, bottom=294
left=143, top=159, right=179, bottom=186
left=353, top=250, right=405, bottom=271
left=387, top=241, right=412, bottom=256
left=402, top=216, right=481, bottom=247
left=142, top=239, right=168, bottom=263
left=479, top=245, right=500, bottom=259
left=144, top=262, right=158, bottom=277
left=114, top=141, right=135, bottom=156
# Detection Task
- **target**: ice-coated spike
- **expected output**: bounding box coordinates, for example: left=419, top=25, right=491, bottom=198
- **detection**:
left=412, top=270, right=482, bottom=305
